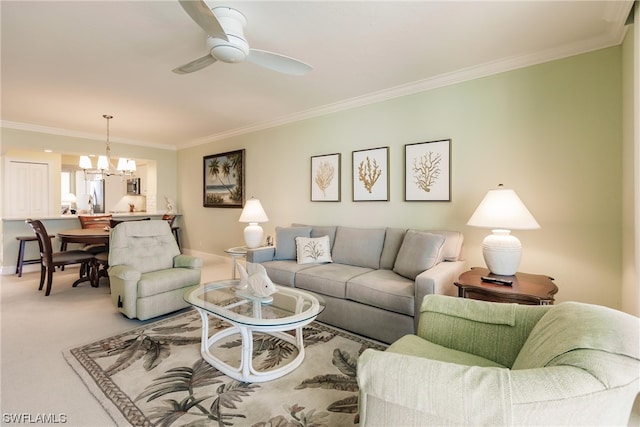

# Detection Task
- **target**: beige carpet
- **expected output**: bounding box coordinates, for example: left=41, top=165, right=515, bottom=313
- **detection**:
left=64, top=307, right=386, bottom=426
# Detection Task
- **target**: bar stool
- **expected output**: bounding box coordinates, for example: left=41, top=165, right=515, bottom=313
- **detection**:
left=15, top=234, right=54, bottom=277
left=162, top=214, right=181, bottom=251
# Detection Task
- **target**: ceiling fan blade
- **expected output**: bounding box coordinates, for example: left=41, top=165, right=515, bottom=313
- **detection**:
left=172, top=54, right=217, bottom=74
left=178, top=0, right=228, bottom=41
left=246, top=49, right=312, bottom=76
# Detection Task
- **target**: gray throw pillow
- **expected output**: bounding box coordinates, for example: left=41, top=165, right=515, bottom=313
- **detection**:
left=393, top=231, right=446, bottom=280
left=274, top=226, right=311, bottom=260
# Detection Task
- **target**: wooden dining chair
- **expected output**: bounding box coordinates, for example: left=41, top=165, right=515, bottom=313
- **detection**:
left=26, top=219, right=96, bottom=296
left=78, top=214, right=113, bottom=229
left=77, top=214, right=112, bottom=254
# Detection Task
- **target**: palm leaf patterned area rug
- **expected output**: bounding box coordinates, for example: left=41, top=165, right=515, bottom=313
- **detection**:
left=64, top=308, right=387, bottom=426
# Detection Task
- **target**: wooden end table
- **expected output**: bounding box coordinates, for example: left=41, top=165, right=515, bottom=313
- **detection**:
left=455, top=267, right=558, bottom=305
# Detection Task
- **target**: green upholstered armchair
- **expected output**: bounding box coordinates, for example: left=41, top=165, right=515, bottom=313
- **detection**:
left=357, top=295, right=639, bottom=426
left=108, top=220, right=202, bottom=320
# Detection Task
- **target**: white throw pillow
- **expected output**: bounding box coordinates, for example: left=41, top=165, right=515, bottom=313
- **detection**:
left=295, top=235, right=333, bottom=264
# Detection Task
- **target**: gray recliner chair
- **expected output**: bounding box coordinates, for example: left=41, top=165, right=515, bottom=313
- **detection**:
left=108, top=220, right=202, bottom=320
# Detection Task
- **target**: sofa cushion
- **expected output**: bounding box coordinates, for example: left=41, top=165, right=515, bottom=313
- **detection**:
left=137, top=268, right=201, bottom=298
left=274, top=226, right=311, bottom=260
left=393, top=231, right=446, bottom=280
left=296, top=235, right=332, bottom=264
left=331, top=226, right=386, bottom=269
left=425, top=230, right=464, bottom=262
left=295, top=263, right=372, bottom=298
left=379, top=228, right=407, bottom=270
left=347, top=269, right=415, bottom=316
left=292, top=224, right=337, bottom=249
left=261, top=260, right=316, bottom=286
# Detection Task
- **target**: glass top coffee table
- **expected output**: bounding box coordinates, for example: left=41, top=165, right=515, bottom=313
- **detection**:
left=184, top=279, right=325, bottom=383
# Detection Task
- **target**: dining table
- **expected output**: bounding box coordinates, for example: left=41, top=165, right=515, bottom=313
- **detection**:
left=57, top=228, right=110, bottom=285
left=57, top=228, right=110, bottom=250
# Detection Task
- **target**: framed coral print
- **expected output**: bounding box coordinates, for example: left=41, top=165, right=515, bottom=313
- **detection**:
left=404, top=139, right=451, bottom=201
left=203, top=149, right=245, bottom=208
left=311, top=153, right=341, bottom=202
left=352, top=147, right=389, bottom=201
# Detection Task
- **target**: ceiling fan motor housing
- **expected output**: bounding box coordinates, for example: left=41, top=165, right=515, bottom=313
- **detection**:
left=207, top=7, right=249, bottom=63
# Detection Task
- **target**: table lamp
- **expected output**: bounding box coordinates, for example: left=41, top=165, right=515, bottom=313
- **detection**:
left=62, top=193, right=77, bottom=214
left=466, top=184, right=540, bottom=276
left=239, top=198, right=269, bottom=248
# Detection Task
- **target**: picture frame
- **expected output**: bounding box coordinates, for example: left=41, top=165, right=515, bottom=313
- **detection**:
left=311, top=153, right=341, bottom=202
left=404, top=139, right=451, bottom=202
left=203, top=149, right=245, bottom=208
left=352, top=146, right=389, bottom=201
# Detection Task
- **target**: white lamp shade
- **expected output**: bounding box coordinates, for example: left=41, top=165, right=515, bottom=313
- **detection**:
left=79, top=156, right=93, bottom=169
left=117, top=158, right=129, bottom=171
left=239, top=198, right=269, bottom=223
left=127, top=159, right=137, bottom=172
left=62, top=193, right=77, bottom=203
left=467, top=187, right=540, bottom=230
left=96, top=155, right=109, bottom=170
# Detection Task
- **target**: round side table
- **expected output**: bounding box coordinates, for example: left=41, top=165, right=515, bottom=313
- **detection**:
left=224, top=246, right=248, bottom=279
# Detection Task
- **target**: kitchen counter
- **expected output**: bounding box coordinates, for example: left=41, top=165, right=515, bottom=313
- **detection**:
left=1, top=212, right=173, bottom=222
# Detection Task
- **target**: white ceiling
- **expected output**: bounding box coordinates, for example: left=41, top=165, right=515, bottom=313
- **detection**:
left=1, top=1, right=633, bottom=150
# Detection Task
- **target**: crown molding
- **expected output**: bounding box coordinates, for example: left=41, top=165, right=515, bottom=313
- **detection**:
left=1, top=120, right=177, bottom=151
left=184, top=28, right=627, bottom=148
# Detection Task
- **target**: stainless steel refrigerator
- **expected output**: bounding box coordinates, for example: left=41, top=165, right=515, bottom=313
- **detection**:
left=89, top=179, right=105, bottom=213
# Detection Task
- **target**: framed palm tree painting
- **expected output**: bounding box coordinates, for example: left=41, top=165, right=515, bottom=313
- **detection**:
left=203, top=149, right=245, bottom=208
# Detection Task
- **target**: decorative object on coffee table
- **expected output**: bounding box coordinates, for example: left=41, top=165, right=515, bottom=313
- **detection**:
left=466, top=184, right=540, bottom=275
left=236, top=262, right=276, bottom=297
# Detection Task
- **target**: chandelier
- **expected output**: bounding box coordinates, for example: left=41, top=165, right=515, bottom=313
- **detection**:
left=79, top=114, right=136, bottom=180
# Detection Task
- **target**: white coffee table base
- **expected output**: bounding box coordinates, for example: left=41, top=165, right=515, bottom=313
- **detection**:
left=195, top=307, right=311, bottom=383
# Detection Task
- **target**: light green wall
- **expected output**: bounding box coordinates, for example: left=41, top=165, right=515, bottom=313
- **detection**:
left=178, top=47, right=624, bottom=309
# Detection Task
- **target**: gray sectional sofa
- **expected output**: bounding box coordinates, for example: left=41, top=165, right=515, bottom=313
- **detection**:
left=247, top=225, right=466, bottom=343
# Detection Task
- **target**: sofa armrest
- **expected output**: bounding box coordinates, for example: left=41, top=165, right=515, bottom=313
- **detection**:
left=173, top=254, right=202, bottom=269
left=247, top=246, right=275, bottom=263
left=108, top=264, right=142, bottom=319
left=357, top=349, right=512, bottom=426
left=413, top=260, right=466, bottom=329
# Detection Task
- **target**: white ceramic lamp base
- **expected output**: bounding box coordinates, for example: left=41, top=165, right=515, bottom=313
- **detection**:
left=243, top=223, right=264, bottom=249
left=482, top=229, right=521, bottom=276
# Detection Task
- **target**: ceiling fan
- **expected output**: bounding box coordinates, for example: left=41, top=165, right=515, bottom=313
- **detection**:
left=173, top=0, right=312, bottom=76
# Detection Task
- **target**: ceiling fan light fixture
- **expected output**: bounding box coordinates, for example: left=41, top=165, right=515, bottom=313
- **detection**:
left=208, top=35, right=249, bottom=63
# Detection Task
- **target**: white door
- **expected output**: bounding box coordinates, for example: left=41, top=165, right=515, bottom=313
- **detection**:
left=6, top=161, right=50, bottom=218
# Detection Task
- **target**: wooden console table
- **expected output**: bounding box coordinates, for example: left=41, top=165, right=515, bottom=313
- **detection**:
left=455, top=267, right=558, bottom=305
